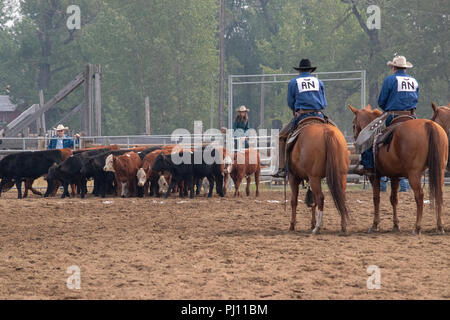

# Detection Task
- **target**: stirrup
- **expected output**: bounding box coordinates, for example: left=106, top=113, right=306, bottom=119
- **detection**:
left=272, top=168, right=287, bottom=178
left=353, top=165, right=374, bottom=177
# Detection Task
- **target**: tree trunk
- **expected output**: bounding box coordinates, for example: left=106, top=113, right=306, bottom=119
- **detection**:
left=347, top=2, right=382, bottom=108
left=38, top=63, right=51, bottom=91
left=218, top=0, right=225, bottom=128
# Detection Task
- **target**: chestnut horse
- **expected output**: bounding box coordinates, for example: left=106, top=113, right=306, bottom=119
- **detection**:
left=349, top=104, right=448, bottom=234
left=288, top=121, right=350, bottom=234
left=431, top=102, right=450, bottom=170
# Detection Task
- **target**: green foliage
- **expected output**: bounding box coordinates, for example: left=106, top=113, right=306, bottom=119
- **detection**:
left=0, top=0, right=448, bottom=137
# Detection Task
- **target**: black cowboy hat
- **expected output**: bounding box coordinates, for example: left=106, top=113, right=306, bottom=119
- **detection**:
left=293, top=59, right=317, bottom=72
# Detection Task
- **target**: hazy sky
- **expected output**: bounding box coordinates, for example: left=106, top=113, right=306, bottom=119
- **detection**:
left=2, top=0, right=21, bottom=27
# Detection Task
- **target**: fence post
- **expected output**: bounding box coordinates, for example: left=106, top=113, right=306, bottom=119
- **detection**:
left=39, top=90, right=46, bottom=135
left=95, top=65, right=102, bottom=136
left=145, top=96, right=151, bottom=135
left=84, top=64, right=94, bottom=136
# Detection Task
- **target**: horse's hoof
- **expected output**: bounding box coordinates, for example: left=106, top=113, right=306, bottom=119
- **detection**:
left=437, top=228, right=445, bottom=235
left=368, top=227, right=379, bottom=233
left=392, top=226, right=400, bottom=232
left=312, top=227, right=320, bottom=235
left=289, top=225, right=295, bottom=232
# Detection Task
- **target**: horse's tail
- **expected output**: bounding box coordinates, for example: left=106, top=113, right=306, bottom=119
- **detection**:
left=425, top=122, right=446, bottom=211
left=325, top=128, right=349, bottom=221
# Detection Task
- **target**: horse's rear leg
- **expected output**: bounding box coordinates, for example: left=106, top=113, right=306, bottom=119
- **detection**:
left=289, top=176, right=300, bottom=232
left=369, top=176, right=381, bottom=233
left=436, top=170, right=445, bottom=234
left=408, top=173, right=424, bottom=235
left=310, top=177, right=324, bottom=235
left=390, top=177, right=400, bottom=231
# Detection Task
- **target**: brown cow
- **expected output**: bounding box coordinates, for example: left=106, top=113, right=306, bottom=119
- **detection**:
left=230, top=148, right=261, bottom=197
left=214, top=147, right=233, bottom=196
left=112, top=152, right=142, bottom=197
left=137, top=149, right=176, bottom=197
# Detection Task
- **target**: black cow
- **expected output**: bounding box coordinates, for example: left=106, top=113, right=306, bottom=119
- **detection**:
left=152, top=149, right=224, bottom=199
left=0, top=150, right=65, bottom=199
left=80, top=150, right=131, bottom=198
left=45, top=149, right=109, bottom=199
left=137, top=146, right=163, bottom=161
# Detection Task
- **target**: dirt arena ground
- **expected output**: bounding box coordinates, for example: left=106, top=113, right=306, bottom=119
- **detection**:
left=0, top=185, right=449, bottom=300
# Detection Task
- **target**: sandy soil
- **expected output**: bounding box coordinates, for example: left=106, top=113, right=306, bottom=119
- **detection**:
left=0, top=186, right=449, bottom=300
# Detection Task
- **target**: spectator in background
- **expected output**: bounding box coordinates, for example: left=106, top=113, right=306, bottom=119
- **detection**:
left=48, top=124, right=80, bottom=150
left=233, top=105, right=250, bottom=150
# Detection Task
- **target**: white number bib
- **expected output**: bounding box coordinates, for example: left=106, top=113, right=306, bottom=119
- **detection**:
left=397, top=76, right=418, bottom=92
left=297, top=77, right=320, bottom=93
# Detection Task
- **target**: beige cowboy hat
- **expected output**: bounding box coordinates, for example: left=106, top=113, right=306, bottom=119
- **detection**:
left=387, top=56, right=413, bottom=68
left=237, top=105, right=250, bottom=113
left=54, top=124, right=69, bottom=131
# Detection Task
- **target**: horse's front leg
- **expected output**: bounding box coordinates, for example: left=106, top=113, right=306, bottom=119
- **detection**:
left=390, top=177, right=400, bottom=231
left=369, top=176, right=381, bottom=233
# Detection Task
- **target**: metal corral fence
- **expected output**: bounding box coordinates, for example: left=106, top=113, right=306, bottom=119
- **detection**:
left=0, top=134, right=279, bottom=183
left=1, top=135, right=449, bottom=185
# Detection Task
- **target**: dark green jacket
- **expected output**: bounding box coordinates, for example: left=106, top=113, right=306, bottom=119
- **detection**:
left=233, top=120, right=250, bottom=137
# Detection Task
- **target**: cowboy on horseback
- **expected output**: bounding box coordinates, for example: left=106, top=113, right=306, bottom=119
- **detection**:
left=354, top=55, right=419, bottom=175
left=273, top=59, right=327, bottom=178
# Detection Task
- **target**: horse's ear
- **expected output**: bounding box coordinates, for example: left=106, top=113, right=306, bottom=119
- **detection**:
left=348, top=104, right=358, bottom=114
left=431, top=102, right=438, bottom=113
left=365, top=104, right=372, bottom=111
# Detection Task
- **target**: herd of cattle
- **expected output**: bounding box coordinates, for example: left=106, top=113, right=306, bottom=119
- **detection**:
left=0, top=145, right=262, bottom=200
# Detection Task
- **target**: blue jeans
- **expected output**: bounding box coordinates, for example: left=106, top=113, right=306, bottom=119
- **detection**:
left=386, top=113, right=417, bottom=126
left=291, top=111, right=325, bottom=132
left=400, top=179, right=411, bottom=192
left=361, top=148, right=374, bottom=169
left=361, top=114, right=417, bottom=170
left=380, top=177, right=388, bottom=192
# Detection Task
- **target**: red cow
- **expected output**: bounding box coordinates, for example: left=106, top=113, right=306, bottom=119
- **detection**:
left=137, top=149, right=172, bottom=197
left=230, top=148, right=261, bottom=197
left=112, top=152, right=142, bottom=197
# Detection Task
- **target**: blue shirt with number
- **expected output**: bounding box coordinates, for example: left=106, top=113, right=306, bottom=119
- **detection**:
left=378, top=70, right=419, bottom=111
left=287, top=72, right=327, bottom=112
